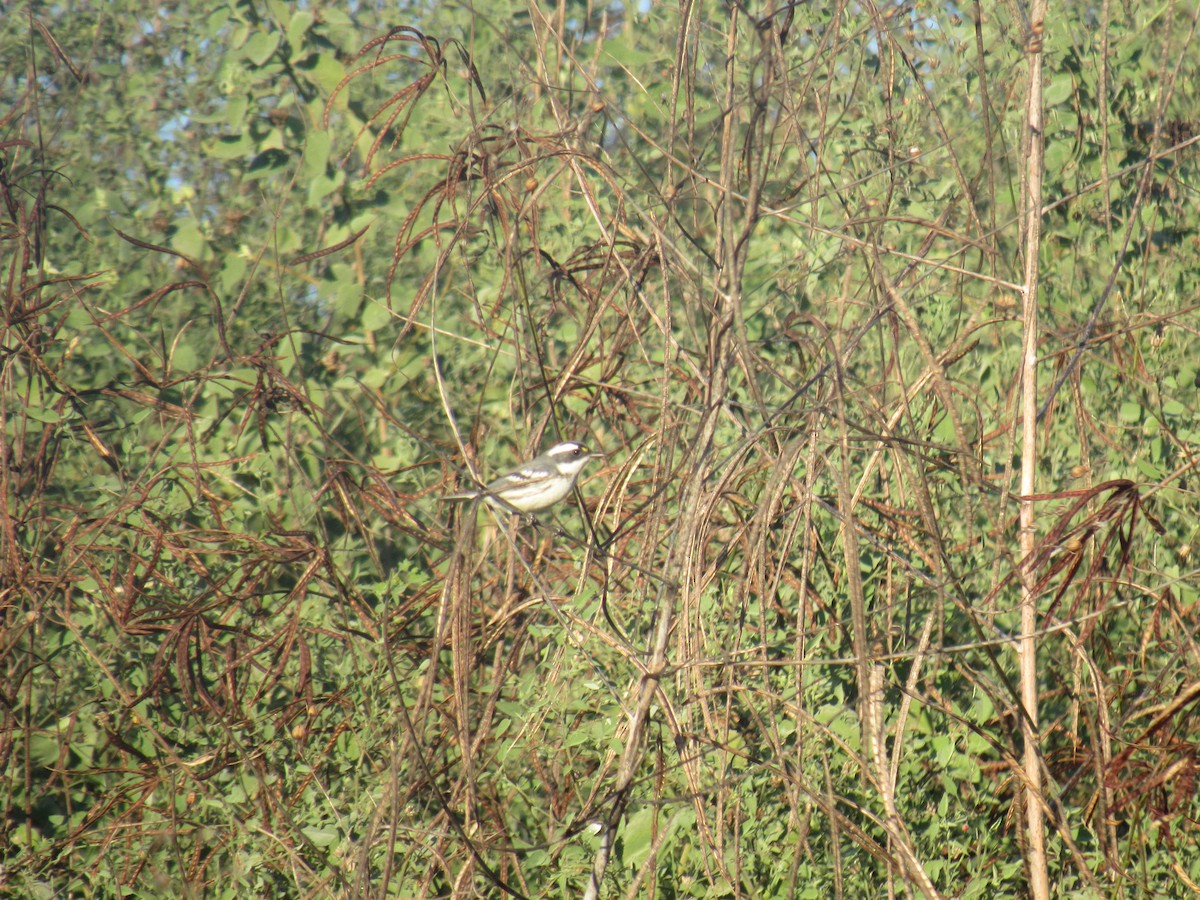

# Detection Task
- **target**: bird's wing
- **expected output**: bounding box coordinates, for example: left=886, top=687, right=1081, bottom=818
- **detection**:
left=485, top=465, right=553, bottom=491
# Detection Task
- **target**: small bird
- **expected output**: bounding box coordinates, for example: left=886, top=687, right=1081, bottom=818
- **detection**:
left=444, top=441, right=603, bottom=514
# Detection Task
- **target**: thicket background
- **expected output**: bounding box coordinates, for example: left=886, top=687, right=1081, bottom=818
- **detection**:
left=3, top=1, right=1199, bottom=897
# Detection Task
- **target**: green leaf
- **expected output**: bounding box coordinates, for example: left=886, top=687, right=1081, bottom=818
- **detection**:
left=208, top=133, right=254, bottom=160
left=287, top=11, right=316, bottom=54
left=1044, top=73, right=1075, bottom=107
left=301, top=826, right=340, bottom=848
left=244, top=31, right=281, bottom=67
left=24, top=406, right=63, bottom=424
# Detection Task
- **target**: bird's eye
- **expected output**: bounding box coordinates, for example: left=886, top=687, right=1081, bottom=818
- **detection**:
left=573, top=447, right=583, bottom=456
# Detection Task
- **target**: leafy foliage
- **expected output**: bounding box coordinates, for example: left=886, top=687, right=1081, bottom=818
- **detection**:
left=2, top=0, right=1199, bottom=897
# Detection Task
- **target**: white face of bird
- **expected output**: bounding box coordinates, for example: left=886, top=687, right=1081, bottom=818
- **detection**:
left=542, top=442, right=601, bottom=480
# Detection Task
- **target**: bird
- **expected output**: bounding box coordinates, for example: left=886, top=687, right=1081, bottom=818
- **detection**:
left=444, top=441, right=603, bottom=515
